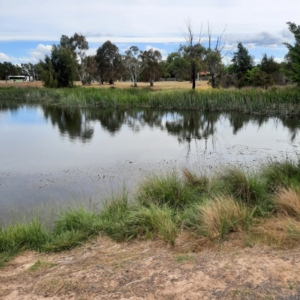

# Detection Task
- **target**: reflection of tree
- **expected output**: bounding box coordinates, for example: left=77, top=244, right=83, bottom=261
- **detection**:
left=42, top=106, right=93, bottom=142
left=280, top=117, right=300, bottom=142
left=88, top=109, right=125, bottom=134
left=165, top=111, right=219, bottom=143
left=226, top=113, right=269, bottom=135
left=0, top=100, right=24, bottom=113
left=87, top=108, right=166, bottom=134
left=2, top=100, right=300, bottom=145
left=126, top=109, right=165, bottom=131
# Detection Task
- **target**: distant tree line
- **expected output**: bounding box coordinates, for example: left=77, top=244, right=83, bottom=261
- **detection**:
left=0, top=62, right=40, bottom=81
left=1, top=21, right=299, bottom=89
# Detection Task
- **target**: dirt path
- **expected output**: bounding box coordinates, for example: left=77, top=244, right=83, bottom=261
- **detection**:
left=1, top=235, right=300, bottom=299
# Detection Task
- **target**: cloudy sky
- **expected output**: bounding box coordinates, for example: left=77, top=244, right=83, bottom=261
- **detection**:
left=0, top=0, right=298, bottom=65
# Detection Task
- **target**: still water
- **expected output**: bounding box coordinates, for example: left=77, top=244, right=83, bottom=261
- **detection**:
left=1, top=101, right=300, bottom=223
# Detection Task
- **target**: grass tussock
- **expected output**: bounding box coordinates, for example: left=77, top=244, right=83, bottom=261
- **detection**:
left=136, top=172, right=200, bottom=210
left=261, top=159, right=300, bottom=191
left=2, top=158, right=300, bottom=265
left=186, top=196, right=254, bottom=239
left=275, top=187, right=300, bottom=219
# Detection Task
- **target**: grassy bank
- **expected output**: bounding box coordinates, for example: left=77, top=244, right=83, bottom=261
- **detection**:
left=1, top=86, right=300, bottom=116
left=2, top=159, right=300, bottom=266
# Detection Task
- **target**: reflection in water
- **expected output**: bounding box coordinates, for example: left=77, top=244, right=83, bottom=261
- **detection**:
left=41, top=106, right=300, bottom=144
left=165, top=112, right=219, bottom=143
left=42, top=106, right=94, bottom=143
left=1, top=100, right=300, bottom=144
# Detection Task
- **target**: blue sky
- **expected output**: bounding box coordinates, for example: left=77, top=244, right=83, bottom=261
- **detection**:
left=0, top=0, right=299, bottom=65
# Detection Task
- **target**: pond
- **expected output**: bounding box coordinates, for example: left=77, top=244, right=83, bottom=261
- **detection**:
left=1, top=100, right=300, bottom=223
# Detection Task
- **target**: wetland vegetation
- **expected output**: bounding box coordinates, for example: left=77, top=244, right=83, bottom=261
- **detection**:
left=2, top=158, right=300, bottom=266
left=1, top=85, right=300, bottom=117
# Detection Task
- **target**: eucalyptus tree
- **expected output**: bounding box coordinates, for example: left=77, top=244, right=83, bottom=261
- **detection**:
left=123, top=46, right=144, bottom=87
left=60, top=33, right=89, bottom=85
left=96, top=41, right=122, bottom=84
left=166, top=52, right=190, bottom=80
left=21, top=63, right=40, bottom=81
left=141, top=49, right=162, bottom=86
left=84, top=55, right=98, bottom=84
left=0, top=62, right=19, bottom=79
left=283, top=22, right=300, bottom=86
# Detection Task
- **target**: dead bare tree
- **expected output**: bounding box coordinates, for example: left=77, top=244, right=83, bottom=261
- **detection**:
left=181, top=19, right=206, bottom=89
left=206, top=23, right=228, bottom=88
left=124, top=46, right=144, bottom=87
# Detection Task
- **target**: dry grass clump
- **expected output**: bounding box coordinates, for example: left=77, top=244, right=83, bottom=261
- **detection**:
left=275, top=187, right=300, bottom=219
left=182, top=169, right=209, bottom=193
left=247, top=216, right=300, bottom=248
left=189, top=196, right=254, bottom=239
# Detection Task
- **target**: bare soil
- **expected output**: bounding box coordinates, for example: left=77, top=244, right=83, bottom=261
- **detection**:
left=0, top=80, right=211, bottom=90
left=1, top=233, right=300, bottom=300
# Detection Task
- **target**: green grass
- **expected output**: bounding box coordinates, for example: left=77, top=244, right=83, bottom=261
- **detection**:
left=135, top=172, right=203, bottom=210
left=2, top=158, right=300, bottom=266
left=210, top=166, right=272, bottom=215
left=1, top=86, right=300, bottom=116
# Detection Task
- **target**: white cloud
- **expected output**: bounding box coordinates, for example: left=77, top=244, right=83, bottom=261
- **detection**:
left=1, top=0, right=297, bottom=42
left=0, top=0, right=297, bottom=62
left=0, top=44, right=52, bottom=64
left=29, top=44, right=52, bottom=62
left=0, top=53, right=10, bottom=62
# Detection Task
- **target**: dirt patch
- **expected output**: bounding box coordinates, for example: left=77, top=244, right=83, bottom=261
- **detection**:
left=1, top=234, right=300, bottom=299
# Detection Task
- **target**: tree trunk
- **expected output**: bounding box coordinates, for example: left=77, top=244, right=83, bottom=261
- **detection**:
left=211, top=73, right=216, bottom=88
left=150, top=80, right=154, bottom=87
left=192, top=66, right=196, bottom=89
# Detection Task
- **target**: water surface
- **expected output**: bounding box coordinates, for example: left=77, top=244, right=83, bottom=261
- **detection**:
left=1, top=100, right=300, bottom=223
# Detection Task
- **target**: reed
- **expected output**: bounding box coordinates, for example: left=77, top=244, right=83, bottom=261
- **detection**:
left=1, top=86, right=300, bottom=116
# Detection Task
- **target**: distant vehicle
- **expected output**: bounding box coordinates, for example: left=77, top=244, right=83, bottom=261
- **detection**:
left=8, top=75, right=28, bottom=82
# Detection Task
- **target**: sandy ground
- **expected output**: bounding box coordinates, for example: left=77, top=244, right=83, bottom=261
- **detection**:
left=1, top=233, right=300, bottom=300
left=0, top=80, right=211, bottom=90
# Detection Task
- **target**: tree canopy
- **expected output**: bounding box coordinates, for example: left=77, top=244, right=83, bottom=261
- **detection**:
left=284, top=22, right=300, bottom=86
left=39, top=45, right=75, bottom=88
left=96, top=41, right=123, bottom=84
left=231, top=42, right=254, bottom=75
